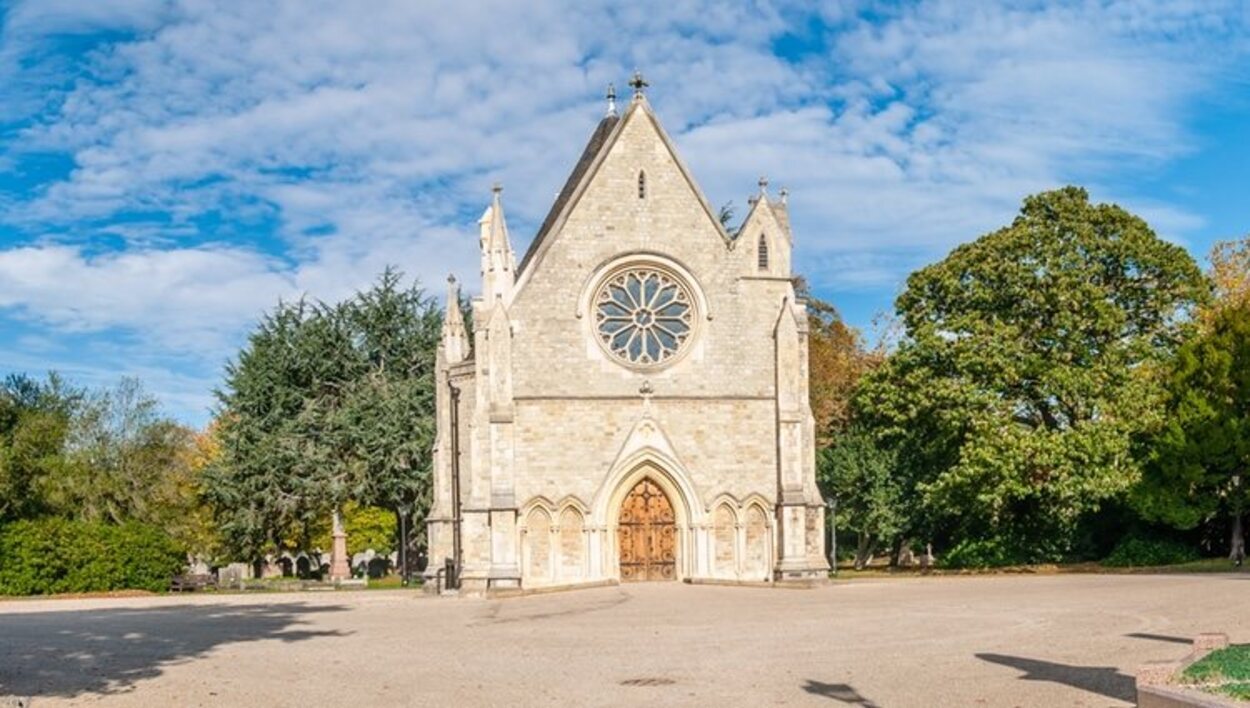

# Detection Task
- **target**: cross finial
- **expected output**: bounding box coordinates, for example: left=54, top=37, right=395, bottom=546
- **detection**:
left=758, top=176, right=769, bottom=195
left=628, top=70, right=649, bottom=98
left=491, top=182, right=502, bottom=195
left=606, top=83, right=617, bottom=117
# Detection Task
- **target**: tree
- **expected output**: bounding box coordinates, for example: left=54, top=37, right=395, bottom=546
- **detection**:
left=0, top=373, right=78, bottom=521
left=332, top=267, right=441, bottom=555
left=1135, top=300, right=1250, bottom=562
left=1205, top=236, right=1250, bottom=322
left=312, top=502, right=398, bottom=556
left=795, top=278, right=882, bottom=444
left=855, top=187, right=1209, bottom=560
left=46, top=378, right=194, bottom=526
left=206, top=268, right=440, bottom=562
left=816, top=427, right=905, bottom=568
left=207, top=300, right=322, bottom=556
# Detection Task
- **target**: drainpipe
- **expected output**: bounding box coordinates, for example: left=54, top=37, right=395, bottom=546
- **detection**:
left=448, top=382, right=462, bottom=588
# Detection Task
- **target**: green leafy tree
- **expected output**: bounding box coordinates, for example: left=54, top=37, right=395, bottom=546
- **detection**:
left=855, top=187, right=1208, bottom=560
left=817, top=427, right=905, bottom=568
left=45, top=378, right=196, bottom=527
left=312, top=503, right=398, bottom=556
left=1135, top=300, right=1250, bottom=562
left=0, top=373, right=80, bottom=520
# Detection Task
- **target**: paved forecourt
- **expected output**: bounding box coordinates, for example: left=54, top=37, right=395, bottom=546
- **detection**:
left=2, top=573, right=1246, bottom=707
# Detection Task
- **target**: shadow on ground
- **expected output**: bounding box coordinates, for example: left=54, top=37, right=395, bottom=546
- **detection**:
left=1125, top=632, right=1191, bottom=645
left=0, top=602, right=348, bottom=699
left=801, top=680, right=879, bottom=706
left=976, top=652, right=1135, bottom=702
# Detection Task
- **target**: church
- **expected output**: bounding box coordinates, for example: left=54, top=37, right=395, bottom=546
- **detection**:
left=425, top=75, right=829, bottom=592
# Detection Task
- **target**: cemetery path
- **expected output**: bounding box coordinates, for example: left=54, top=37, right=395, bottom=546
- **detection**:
left=1, top=573, right=1248, bottom=706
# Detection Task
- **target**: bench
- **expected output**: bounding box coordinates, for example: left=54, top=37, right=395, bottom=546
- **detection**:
left=169, top=573, right=218, bottom=592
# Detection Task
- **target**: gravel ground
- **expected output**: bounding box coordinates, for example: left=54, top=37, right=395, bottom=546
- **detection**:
left=1, top=573, right=1246, bottom=707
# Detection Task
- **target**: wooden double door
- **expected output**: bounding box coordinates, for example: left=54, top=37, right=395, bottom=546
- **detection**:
left=618, top=478, right=676, bottom=581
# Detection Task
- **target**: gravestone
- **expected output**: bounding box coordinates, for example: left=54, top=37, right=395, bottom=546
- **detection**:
left=217, top=562, right=252, bottom=587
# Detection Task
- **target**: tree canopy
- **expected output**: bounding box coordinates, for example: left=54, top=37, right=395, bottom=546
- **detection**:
left=1135, top=299, right=1250, bottom=558
left=855, top=186, right=1209, bottom=559
left=798, top=278, right=882, bottom=445
left=206, top=268, right=441, bottom=559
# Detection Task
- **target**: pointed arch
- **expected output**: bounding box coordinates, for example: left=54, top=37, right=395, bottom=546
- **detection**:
left=713, top=502, right=739, bottom=577
left=558, top=506, right=586, bottom=580
left=743, top=501, right=772, bottom=580
left=592, top=447, right=704, bottom=582
left=593, top=450, right=702, bottom=527
left=520, top=496, right=557, bottom=519
left=555, top=495, right=590, bottom=517
left=522, top=506, right=553, bottom=584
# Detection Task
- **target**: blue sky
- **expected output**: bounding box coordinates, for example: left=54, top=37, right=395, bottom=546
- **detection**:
left=1, top=1, right=1248, bottom=426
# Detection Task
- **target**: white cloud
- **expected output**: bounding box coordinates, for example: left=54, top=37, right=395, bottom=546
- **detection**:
left=0, top=0, right=1246, bottom=422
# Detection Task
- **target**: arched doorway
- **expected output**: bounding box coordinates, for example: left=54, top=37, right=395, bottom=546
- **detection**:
left=618, top=478, right=676, bottom=581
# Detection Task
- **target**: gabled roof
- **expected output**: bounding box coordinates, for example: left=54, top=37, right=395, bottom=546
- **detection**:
left=734, top=192, right=792, bottom=245
left=516, top=114, right=619, bottom=275
left=515, top=97, right=734, bottom=284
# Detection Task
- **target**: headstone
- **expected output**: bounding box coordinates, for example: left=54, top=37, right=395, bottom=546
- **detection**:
left=367, top=556, right=390, bottom=579
left=261, top=554, right=283, bottom=579
left=218, top=562, right=252, bottom=587
left=188, top=555, right=211, bottom=575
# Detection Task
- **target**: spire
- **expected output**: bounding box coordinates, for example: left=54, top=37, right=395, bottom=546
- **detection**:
left=479, top=183, right=516, bottom=304
left=442, top=274, right=468, bottom=364
left=605, top=82, right=617, bottom=117
left=628, top=70, right=649, bottom=99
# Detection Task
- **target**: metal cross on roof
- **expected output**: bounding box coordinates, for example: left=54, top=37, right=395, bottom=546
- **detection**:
left=628, top=70, right=649, bottom=97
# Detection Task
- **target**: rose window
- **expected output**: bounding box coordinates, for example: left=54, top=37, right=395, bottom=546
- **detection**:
left=594, top=268, right=694, bottom=366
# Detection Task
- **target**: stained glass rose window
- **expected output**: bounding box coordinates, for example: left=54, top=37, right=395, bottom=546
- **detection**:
left=594, top=268, right=694, bottom=366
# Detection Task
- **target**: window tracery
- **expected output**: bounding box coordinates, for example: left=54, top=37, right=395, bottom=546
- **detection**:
left=594, top=267, right=694, bottom=366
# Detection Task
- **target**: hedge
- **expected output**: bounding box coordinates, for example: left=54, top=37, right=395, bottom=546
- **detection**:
left=0, top=517, right=186, bottom=595
left=1102, top=536, right=1201, bottom=568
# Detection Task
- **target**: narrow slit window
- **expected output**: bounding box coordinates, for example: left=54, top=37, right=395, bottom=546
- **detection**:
left=638, top=171, right=646, bottom=199
left=757, top=233, right=769, bottom=270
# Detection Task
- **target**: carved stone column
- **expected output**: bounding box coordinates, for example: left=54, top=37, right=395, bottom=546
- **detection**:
left=330, top=508, right=350, bottom=581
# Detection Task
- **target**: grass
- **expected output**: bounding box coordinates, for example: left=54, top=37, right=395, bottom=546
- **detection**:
left=829, top=557, right=1249, bottom=578
left=1181, top=644, right=1250, bottom=702
left=1184, top=645, right=1250, bottom=682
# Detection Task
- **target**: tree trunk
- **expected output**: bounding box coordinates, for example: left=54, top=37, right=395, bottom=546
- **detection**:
left=1231, top=514, right=1245, bottom=566
left=854, top=533, right=877, bottom=570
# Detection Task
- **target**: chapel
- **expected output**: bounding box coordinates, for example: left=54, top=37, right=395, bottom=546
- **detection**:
left=425, top=75, right=829, bottom=592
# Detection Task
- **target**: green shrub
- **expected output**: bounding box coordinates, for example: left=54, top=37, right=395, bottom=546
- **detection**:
left=1102, top=536, right=1200, bottom=567
left=941, top=538, right=1022, bottom=569
left=0, top=518, right=185, bottom=595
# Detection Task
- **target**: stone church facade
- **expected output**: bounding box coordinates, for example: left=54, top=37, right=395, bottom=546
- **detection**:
left=425, top=79, right=829, bottom=592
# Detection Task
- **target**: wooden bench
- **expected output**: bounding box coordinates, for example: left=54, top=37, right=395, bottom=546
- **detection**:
left=169, top=573, right=218, bottom=592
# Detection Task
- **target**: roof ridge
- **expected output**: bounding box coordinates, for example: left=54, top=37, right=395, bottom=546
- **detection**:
left=517, top=113, right=620, bottom=275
